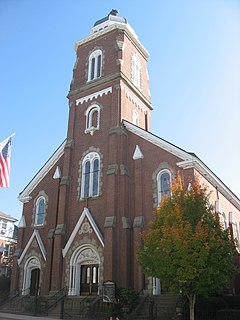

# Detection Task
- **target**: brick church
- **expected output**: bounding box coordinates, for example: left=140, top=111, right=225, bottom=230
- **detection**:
left=11, top=10, right=240, bottom=298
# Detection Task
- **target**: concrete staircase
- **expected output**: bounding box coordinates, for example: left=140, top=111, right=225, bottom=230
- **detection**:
left=131, top=294, right=180, bottom=320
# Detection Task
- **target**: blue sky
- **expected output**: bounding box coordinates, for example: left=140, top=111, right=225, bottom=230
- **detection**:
left=1, top=0, right=240, bottom=221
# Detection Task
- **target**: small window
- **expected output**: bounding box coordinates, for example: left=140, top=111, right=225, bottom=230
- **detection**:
left=85, top=104, right=100, bottom=135
left=1, top=221, right=7, bottom=235
left=81, top=152, right=100, bottom=198
left=221, top=212, right=228, bottom=230
left=233, top=221, right=239, bottom=244
left=132, top=55, right=141, bottom=88
left=132, top=110, right=139, bottom=126
left=88, top=50, right=102, bottom=81
left=4, top=244, right=10, bottom=258
left=157, top=170, right=171, bottom=204
left=35, top=196, right=46, bottom=226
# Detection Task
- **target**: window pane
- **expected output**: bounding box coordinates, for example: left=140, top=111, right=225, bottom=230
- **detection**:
left=91, top=109, right=98, bottom=128
left=92, top=266, right=97, bottom=283
left=92, top=159, right=99, bottom=196
left=84, top=162, right=90, bottom=197
left=91, top=57, right=95, bottom=80
left=160, top=172, right=171, bottom=196
left=86, top=267, right=90, bottom=284
left=97, top=54, right=101, bottom=78
left=37, top=198, right=45, bottom=225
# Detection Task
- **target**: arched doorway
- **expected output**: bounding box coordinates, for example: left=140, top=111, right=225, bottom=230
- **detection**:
left=68, top=245, right=100, bottom=296
left=29, top=268, right=40, bottom=296
left=22, top=257, right=41, bottom=296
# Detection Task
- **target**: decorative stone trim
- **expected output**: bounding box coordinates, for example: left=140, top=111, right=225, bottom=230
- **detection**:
left=133, top=145, right=144, bottom=160
left=76, top=87, right=112, bottom=105
left=115, top=40, right=125, bottom=51
left=109, top=126, right=128, bottom=136
left=60, top=176, right=70, bottom=186
left=122, top=217, right=131, bottom=229
left=47, top=228, right=55, bottom=239
left=133, top=216, right=144, bottom=228
left=107, top=164, right=118, bottom=175
left=104, top=216, right=116, bottom=228
left=125, top=89, right=147, bottom=114
left=55, top=224, right=66, bottom=235
left=120, top=164, right=129, bottom=176
left=116, top=59, right=123, bottom=66
left=65, top=139, right=74, bottom=149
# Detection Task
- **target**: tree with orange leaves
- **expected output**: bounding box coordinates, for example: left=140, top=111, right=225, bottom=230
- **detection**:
left=138, top=176, right=236, bottom=320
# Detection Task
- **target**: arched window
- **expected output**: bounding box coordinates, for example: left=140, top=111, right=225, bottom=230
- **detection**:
left=88, top=50, right=102, bottom=81
left=85, top=104, right=100, bottom=135
left=157, top=170, right=171, bottom=204
left=81, top=152, right=100, bottom=198
left=233, top=221, right=239, bottom=245
left=132, top=54, right=141, bottom=88
left=35, top=197, right=45, bottom=226
left=132, top=110, right=139, bottom=126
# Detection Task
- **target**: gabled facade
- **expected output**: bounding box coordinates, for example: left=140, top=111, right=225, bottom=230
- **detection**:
left=11, top=10, right=240, bottom=297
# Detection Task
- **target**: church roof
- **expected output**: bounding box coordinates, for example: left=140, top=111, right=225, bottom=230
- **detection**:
left=123, top=120, right=240, bottom=210
left=0, top=211, right=17, bottom=222
left=18, top=139, right=66, bottom=203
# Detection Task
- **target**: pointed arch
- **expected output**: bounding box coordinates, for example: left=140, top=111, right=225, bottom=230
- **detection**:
left=68, top=244, right=101, bottom=296
left=22, top=256, right=41, bottom=296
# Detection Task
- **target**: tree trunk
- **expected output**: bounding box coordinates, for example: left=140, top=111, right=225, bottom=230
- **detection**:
left=188, top=293, right=196, bottom=320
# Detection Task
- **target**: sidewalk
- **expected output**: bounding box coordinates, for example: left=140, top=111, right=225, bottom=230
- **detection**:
left=0, top=312, right=59, bottom=320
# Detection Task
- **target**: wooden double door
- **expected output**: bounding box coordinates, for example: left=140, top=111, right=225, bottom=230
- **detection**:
left=80, top=264, right=99, bottom=295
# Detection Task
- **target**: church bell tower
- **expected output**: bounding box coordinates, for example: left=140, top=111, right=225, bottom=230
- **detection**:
left=53, top=10, right=152, bottom=292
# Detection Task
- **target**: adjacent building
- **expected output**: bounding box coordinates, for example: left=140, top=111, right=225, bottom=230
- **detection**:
left=0, top=211, right=18, bottom=277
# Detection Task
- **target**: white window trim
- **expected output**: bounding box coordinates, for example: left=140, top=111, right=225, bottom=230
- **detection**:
left=34, top=196, right=46, bottom=226
left=85, top=104, right=101, bottom=135
left=132, top=54, right=141, bottom=88
left=87, top=49, right=102, bottom=82
left=157, top=169, right=172, bottom=205
left=80, top=152, right=100, bottom=199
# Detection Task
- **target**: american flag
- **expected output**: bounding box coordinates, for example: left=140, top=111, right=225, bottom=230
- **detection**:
left=0, top=136, right=12, bottom=188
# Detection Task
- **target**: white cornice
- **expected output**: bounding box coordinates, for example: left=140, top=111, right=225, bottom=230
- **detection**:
left=18, top=140, right=66, bottom=203
left=62, top=207, right=104, bottom=258
left=125, top=89, right=148, bottom=114
left=18, top=230, right=46, bottom=265
left=177, top=159, right=240, bottom=210
left=75, top=23, right=149, bottom=59
left=124, top=120, right=240, bottom=210
left=123, top=120, right=193, bottom=161
left=76, top=87, right=112, bottom=105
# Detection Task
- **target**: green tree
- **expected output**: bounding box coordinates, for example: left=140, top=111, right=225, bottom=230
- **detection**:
left=138, top=176, right=236, bottom=320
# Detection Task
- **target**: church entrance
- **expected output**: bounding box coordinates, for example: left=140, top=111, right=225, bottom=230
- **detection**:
left=29, top=268, right=40, bottom=296
left=68, top=245, right=102, bottom=296
left=80, top=264, right=99, bottom=295
left=22, top=256, right=41, bottom=296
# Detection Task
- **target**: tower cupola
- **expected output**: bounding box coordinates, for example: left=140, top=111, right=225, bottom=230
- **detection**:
left=91, top=9, right=136, bottom=37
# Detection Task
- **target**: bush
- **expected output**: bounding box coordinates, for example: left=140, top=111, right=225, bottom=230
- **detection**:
left=116, top=287, right=139, bottom=313
left=0, top=276, right=10, bottom=293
